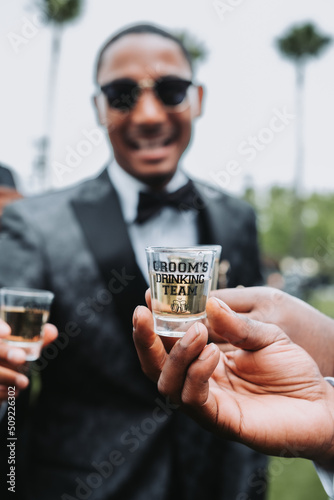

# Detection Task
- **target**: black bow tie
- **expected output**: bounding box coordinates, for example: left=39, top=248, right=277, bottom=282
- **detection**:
left=135, top=179, right=197, bottom=224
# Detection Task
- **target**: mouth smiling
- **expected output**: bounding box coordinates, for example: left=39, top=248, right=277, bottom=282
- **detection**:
left=126, top=130, right=177, bottom=151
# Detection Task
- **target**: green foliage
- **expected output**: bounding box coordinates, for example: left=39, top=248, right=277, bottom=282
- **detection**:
left=308, top=294, right=334, bottom=318
left=267, top=457, right=327, bottom=500
left=244, top=186, right=334, bottom=278
left=173, top=30, right=208, bottom=66
left=37, top=0, right=83, bottom=24
left=277, top=23, right=331, bottom=61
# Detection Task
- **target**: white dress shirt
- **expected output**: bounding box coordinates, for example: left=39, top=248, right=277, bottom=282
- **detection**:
left=108, top=160, right=198, bottom=283
left=313, top=377, right=334, bottom=500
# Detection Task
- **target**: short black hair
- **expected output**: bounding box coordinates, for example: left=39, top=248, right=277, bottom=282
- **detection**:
left=95, top=23, right=193, bottom=82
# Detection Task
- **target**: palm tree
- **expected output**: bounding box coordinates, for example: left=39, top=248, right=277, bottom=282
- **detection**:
left=276, top=23, right=331, bottom=257
left=34, top=0, right=84, bottom=190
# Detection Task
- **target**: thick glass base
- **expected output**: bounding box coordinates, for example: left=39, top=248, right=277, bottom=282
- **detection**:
left=153, top=312, right=206, bottom=337
left=3, top=339, right=43, bottom=361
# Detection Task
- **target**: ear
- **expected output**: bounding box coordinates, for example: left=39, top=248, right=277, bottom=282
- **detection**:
left=93, top=93, right=107, bottom=127
left=191, top=85, right=204, bottom=119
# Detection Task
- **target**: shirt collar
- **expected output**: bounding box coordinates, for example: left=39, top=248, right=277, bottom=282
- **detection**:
left=107, top=160, right=190, bottom=224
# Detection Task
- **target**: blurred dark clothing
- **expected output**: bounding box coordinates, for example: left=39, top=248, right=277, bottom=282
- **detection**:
left=0, top=169, right=266, bottom=500
left=0, top=165, right=22, bottom=219
left=0, top=164, right=16, bottom=189
left=0, top=187, right=23, bottom=218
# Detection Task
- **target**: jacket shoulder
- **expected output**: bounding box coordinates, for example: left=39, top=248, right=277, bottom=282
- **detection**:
left=2, top=170, right=110, bottom=223
left=193, top=178, right=255, bottom=219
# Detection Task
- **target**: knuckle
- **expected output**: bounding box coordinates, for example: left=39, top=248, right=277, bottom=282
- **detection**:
left=157, top=376, right=169, bottom=397
left=186, top=364, right=198, bottom=383
left=270, top=324, right=286, bottom=341
left=233, top=317, right=253, bottom=347
left=168, top=345, right=184, bottom=364
left=181, top=392, right=191, bottom=405
left=181, top=386, right=196, bottom=407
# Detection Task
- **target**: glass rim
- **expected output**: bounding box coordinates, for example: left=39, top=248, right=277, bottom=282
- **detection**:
left=0, top=287, right=54, bottom=299
left=196, top=244, right=222, bottom=249
left=145, top=246, right=218, bottom=255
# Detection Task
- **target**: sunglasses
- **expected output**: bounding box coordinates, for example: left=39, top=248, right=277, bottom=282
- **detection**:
left=100, top=76, right=193, bottom=111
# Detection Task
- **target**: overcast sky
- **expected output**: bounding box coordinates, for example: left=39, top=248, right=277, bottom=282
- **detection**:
left=1, top=0, right=333, bottom=194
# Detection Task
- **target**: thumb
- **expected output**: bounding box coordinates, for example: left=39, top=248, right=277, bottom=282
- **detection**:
left=43, top=323, right=58, bottom=347
left=206, top=297, right=287, bottom=351
left=145, top=288, right=152, bottom=311
left=0, top=319, right=11, bottom=337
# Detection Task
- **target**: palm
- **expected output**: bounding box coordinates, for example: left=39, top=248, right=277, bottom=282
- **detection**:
left=133, top=300, right=334, bottom=460
left=202, top=340, right=331, bottom=457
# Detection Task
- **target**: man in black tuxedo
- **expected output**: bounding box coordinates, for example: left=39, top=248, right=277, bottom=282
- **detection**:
left=0, top=24, right=267, bottom=499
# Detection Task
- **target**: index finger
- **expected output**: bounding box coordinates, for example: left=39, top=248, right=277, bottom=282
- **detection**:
left=0, top=320, right=11, bottom=337
left=211, top=287, right=263, bottom=313
left=0, top=322, right=27, bottom=364
left=0, top=365, right=29, bottom=389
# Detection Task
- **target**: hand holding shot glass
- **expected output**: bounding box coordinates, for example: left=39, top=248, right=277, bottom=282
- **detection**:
left=0, top=287, right=54, bottom=361
left=146, top=246, right=218, bottom=337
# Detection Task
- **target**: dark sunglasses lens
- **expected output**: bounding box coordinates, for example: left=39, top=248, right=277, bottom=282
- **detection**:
left=102, top=83, right=137, bottom=110
left=157, top=80, right=191, bottom=106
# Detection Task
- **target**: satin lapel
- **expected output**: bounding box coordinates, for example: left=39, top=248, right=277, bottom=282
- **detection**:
left=194, top=182, right=228, bottom=248
left=194, top=182, right=236, bottom=288
left=71, top=169, right=147, bottom=332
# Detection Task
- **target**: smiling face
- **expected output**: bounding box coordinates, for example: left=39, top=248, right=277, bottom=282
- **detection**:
left=95, top=33, right=203, bottom=188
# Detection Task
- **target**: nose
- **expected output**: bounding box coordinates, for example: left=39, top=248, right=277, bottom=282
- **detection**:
left=130, top=89, right=167, bottom=125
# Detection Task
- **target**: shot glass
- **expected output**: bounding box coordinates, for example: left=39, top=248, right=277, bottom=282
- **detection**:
left=197, top=245, right=222, bottom=290
left=0, top=287, right=54, bottom=361
left=146, top=246, right=217, bottom=337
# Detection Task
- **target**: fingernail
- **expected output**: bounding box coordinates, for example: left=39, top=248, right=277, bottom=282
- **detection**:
left=0, top=322, right=11, bottom=335
left=15, top=374, right=29, bottom=388
left=180, top=322, right=201, bottom=347
left=7, top=349, right=26, bottom=363
left=133, top=306, right=139, bottom=330
left=198, top=343, right=218, bottom=360
left=212, top=297, right=233, bottom=313
left=46, top=324, right=58, bottom=336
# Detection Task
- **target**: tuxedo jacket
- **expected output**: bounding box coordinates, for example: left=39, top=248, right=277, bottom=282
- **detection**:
left=0, top=169, right=266, bottom=500
left=0, top=165, right=16, bottom=189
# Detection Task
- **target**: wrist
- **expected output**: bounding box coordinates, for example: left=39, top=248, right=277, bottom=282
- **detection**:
left=312, top=378, right=334, bottom=470
left=280, top=295, right=334, bottom=377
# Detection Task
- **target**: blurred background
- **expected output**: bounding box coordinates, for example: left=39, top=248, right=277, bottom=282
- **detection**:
left=1, top=1, right=333, bottom=498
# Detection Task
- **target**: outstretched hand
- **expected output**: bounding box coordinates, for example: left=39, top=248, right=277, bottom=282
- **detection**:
left=0, top=321, right=58, bottom=404
left=133, top=297, right=334, bottom=466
